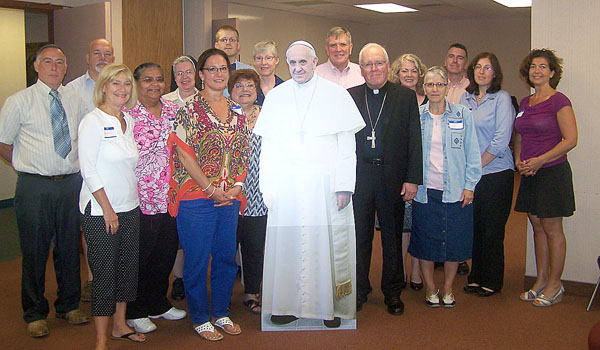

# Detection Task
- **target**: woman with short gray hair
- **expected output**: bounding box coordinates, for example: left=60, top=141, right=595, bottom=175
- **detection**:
left=252, top=41, right=284, bottom=105
left=409, top=66, right=482, bottom=308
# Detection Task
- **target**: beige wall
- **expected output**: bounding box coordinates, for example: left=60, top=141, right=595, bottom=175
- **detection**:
left=526, top=0, right=600, bottom=284
left=0, top=8, right=26, bottom=200
left=369, top=17, right=531, bottom=101
left=55, top=2, right=111, bottom=83
left=228, top=3, right=370, bottom=80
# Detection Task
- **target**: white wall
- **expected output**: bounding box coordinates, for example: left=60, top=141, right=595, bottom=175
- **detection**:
left=526, top=0, right=600, bottom=284
left=370, top=16, right=531, bottom=101
left=227, top=3, right=370, bottom=80
left=0, top=8, right=26, bottom=200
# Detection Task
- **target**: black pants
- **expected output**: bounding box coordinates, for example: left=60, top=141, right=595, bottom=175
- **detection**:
left=126, top=213, right=179, bottom=319
left=468, top=169, right=514, bottom=291
left=15, top=172, right=82, bottom=323
left=236, top=215, right=267, bottom=295
left=353, top=164, right=404, bottom=299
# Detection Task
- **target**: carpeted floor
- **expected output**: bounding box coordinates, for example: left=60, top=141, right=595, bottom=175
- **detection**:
left=1, top=174, right=598, bottom=349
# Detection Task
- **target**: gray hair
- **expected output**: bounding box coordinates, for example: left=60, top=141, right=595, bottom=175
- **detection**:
left=358, top=43, right=389, bottom=65
left=253, top=41, right=279, bottom=59
left=424, top=66, right=448, bottom=84
left=172, top=55, right=196, bottom=73
left=326, top=27, right=352, bottom=44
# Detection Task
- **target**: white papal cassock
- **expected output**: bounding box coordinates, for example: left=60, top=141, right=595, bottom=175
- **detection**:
left=253, top=74, right=365, bottom=320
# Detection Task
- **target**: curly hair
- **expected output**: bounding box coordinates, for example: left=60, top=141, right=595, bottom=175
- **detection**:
left=389, top=53, right=427, bottom=95
left=519, top=48, right=563, bottom=89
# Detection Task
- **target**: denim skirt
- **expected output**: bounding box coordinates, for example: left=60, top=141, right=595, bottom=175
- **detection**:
left=409, top=189, right=473, bottom=262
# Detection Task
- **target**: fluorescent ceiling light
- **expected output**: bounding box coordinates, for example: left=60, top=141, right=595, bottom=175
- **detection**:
left=493, top=0, right=532, bottom=7
left=354, top=3, right=418, bottom=13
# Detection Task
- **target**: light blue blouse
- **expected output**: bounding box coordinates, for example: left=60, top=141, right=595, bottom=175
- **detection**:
left=415, top=101, right=482, bottom=204
left=460, top=90, right=515, bottom=175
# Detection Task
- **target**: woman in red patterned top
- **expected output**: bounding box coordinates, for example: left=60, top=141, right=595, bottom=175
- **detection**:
left=168, top=48, right=249, bottom=341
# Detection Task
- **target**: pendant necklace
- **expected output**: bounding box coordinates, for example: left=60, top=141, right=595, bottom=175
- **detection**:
left=365, top=88, right=387, bottom=148
left=293, top=75, right=319, bottom=144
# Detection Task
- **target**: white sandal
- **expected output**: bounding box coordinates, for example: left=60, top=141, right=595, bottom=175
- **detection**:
left=213, top=316, right=242, bottom=335
left=194, top=322, right=223, bottom=341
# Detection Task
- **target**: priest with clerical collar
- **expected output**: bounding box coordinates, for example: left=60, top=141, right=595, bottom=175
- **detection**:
left=348, top=43, right=423, bottom=316
left=254, top=40, right=365, bottom=329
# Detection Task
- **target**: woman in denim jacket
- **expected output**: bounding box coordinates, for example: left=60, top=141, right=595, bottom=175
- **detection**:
left=408, top=66, right=482, bottom=308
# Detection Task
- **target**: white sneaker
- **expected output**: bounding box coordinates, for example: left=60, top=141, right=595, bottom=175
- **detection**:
left=149, top=307, right=187, bottom=321
left=126, top=317, right=157, bottom=333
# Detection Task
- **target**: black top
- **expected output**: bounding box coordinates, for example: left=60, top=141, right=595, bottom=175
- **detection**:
left=362, top=82, right=389, bottom=158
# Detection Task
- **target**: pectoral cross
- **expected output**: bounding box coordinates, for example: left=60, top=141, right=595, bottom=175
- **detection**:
left=367, top=129, right=376, bottom=148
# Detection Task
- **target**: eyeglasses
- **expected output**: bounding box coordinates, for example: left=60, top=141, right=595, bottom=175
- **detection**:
left=233, top=82, right=255, bottom=89
left=424, top=82, right=448, bottom=88
left=202, top=66, right=228, bottom=74
left=473, top=65, right=493, bottom=72
left=175, top=69, right=194, bottom=77
left=254, top=55, right=276, bottom=63
left=360, top=61, right=386, bottom=69
left=217, top=37, right=238, bottom=44
left=140, top=77, right=165, bottom=83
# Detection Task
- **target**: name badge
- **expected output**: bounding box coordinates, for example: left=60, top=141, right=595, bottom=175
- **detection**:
left=516, top=111, right=524, bottom=118
left=104, top=126, right=117, bottom=138
left=448, top=118, right=463, bottom=130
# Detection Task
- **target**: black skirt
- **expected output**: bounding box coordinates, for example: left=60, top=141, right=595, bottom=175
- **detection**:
left=514, top=160, right=575, bottom=218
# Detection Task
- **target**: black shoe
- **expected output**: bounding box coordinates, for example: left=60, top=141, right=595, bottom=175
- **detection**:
left=323, top=317, right=341, bottom=328
left=477, top=287, right=497, bottom=297
left=357, top=294, right=368, bottom=312
left=457, top=262, right=469, bottom=275
left=270, top=315, right=298, bottom=325
left=463, top=285, right=480, bottom=294
left=400, top=280, right=407, bottom=289
left=171, top=278, right=185, bottom=301
left=384, top=296, right=404, bottom=315
left=410, top=281, right=423, bottom=291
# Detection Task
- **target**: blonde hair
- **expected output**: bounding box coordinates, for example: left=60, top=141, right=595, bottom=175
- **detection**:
left=253, top=40, right=279, bottom=59
left=93, top=63, right=137, bottom=109
left=389, top=53, right=427, bottom=95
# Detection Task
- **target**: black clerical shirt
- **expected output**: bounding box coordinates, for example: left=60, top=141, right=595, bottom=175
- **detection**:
left=362, top=82, right=389, bottom=158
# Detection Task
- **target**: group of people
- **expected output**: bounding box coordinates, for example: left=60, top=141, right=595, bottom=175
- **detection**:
left=0, top=23, right=577, bottom=348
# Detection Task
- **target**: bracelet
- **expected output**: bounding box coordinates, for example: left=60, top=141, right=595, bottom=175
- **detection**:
left=201, top=183, right=212, bottom=192
left=234, top=181, right=244, bottom=189
left=207, top=186, right=217, bottom=198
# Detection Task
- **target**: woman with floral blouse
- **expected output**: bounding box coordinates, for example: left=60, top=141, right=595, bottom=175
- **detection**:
left=125, top=63, right=186, bottom=334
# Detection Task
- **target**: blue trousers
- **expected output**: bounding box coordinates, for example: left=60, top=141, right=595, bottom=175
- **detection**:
left=176, top=199, right=239, bottom=324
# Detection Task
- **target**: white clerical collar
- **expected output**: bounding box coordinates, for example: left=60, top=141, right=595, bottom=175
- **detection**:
left=295, top=73, right=318, bottom=89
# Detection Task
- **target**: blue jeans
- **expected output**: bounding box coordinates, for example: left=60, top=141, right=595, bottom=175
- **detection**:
left=176, top=199, right=240, bottom=324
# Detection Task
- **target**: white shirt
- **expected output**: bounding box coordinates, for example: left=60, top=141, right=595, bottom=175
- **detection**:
left=255, top=75, right=365, bottom=320
left=315, top=60, right=365, bottom=89
left=0, top=80, right=86, bottom=175
left=162, top=88, right=198, bottom=108
left=66, top=71, right=96, bottom=114
left=78, top=108, right=140, bottom=215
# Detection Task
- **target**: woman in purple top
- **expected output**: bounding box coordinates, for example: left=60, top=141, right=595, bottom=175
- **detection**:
left=514, top=49, right=577, bottom=307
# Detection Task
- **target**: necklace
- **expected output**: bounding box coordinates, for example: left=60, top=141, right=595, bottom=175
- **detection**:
left=476, top=93, right=485, bottom=104
left=364, top=88, right=387, bottom=148
left=293, top=75, right=319, bottom=144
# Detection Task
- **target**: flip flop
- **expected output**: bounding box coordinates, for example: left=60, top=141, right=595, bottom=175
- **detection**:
left=110, top=331, right=147, bottom=343
left=213, top=317, right=242, bottom=335
left=194, top=322, right=223, bottom=341
left=243, top=299, right=261, bottom=315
